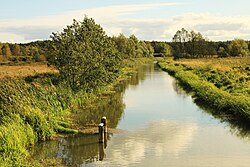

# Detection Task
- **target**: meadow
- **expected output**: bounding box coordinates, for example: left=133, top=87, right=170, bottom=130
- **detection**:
left=158, top=57, right=250, bottom=119
left=0, top=63, right=57, bottom=79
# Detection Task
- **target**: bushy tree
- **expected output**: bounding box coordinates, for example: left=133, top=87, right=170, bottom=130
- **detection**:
left=172, top=28, right=216, bottom=58
left=2, top=43, right=12, bottom=59
left=49, top=16, right=121, bottom=91
left=153, top=42, right=172, bottom=57
left=112, top=34, right=154, bottom=58
left=228, top=39, right=249, bottom=56
left=12, top=44, right=21, bottom=56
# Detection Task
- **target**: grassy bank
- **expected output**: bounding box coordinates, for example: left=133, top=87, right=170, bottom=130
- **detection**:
left=158, top=57, right=250, bottom=119
left=0, top=57, right=153, bottom=166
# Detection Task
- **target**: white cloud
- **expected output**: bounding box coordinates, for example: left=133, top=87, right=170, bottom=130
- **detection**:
left=97, top=120, right=197, bottom=166
left=0, top=3, right=250, bottom=43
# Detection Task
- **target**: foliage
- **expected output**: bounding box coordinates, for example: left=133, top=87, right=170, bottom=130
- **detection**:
left=171, top=28, right=250, bottom=59
left=0, top=115, right=36, bottom=166
left=49, top=16, right=122, bottom=91
left=158, top=59, right=250, bottom=119
left=2, top=43, right=12, bottom=59
left=0, top=41, right=50, bottom=64
left=228, top=39, right=249, bottom=57
left=0, top=75, right=76, bottom=165
left=112, top=34, right=154, bottom=59
left=171, top=28, right=215, bottom=59
left=151, top=41, right=172, bottom=57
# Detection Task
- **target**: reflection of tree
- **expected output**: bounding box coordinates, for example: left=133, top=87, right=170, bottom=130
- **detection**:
left=195, top=99, right=250, bottom=139
left=30, top=63, right=156, bottom=166
left=172, top=78, right=189, bottom=98
left=59, top=135, right=101, bottom=166
left=130, top=63, right=154, bottom=86
left=75, top=63, right=155, bottom=128
left=76, top=91, right=125, bottom=128
left=29, top=140, right=59, bottom=161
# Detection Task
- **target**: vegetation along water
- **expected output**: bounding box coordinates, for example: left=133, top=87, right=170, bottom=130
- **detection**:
left=0, top=15, right=249, bottom=166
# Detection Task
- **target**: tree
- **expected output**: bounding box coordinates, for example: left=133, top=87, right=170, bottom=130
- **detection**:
left=2, top=43, right=12, bottom=59
left=49, top=16, right=121, bottom=91
left=12, top=44, right=21, bottom=56
left=172, top=28, right=212, bottom=58
left=172, top=28, right=189, bottom=43
left=172, top=28, right=189, bottom=58
left=153, top=42, right=172, bottom=57
left=38, top=54, right=47, bottom=62
left=228, top=39, right=249, bottom=56
left=218, top=47, right=228, bottom=57
left=0, top=43, right=2, bottom=55
left=112, top=34, right=153, bottom=58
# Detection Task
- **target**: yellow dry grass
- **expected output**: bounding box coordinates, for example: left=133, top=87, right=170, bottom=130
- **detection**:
left=0, top=64, right=58, bottom=79
left=174, top=57, right=250, bottom=71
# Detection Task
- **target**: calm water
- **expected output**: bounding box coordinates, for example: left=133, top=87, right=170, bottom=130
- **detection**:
left=31, top=63, right=250, bottom=167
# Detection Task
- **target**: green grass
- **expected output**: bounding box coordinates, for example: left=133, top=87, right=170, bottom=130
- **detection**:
left=158, top=61, right=250, bottom=119
left=0, top=57, right=154, bottom=166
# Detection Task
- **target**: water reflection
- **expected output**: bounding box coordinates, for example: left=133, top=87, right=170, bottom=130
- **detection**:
left=30, top=64, right=155, bottom=165
left=171, top=73, right=250, bottom=140
left=195, top=99, right=250, bottom=139
left=74, top=63, right=155, bottom=128
left=100, top=120, right=197, bottom=166
left=30, top=134, right=111, bottom=166
left=30, top=63, right=250, bottom=167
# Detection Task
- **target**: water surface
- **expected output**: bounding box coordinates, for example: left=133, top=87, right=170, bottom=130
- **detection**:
left=31, top=63, right=250, bottom=167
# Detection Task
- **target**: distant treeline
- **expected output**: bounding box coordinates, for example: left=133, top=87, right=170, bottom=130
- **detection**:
left=152, top=28, right=250, bottom=59
left=1, top=27, right=250, bottom=65
left=0, top=32, right=153, bottom=65
left=0, top=41, right=52, bottom=64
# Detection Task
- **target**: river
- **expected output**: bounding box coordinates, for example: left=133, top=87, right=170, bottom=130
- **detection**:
left=31, top=63, right=250, bottom=167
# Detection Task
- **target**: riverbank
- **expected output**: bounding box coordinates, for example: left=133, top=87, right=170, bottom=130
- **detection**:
left=0, top=57, right=153, bottom=166
left=158, top=57, right=250, bottom=120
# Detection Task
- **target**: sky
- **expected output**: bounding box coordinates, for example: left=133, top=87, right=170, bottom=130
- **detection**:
left=0, top=0, right=250, bottom=43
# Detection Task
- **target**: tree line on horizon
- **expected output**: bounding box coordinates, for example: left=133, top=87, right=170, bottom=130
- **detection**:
left=0, top=41, right=51, bottom=64
left=0, top=21, right=250, bottom=65
left=152, top=28, right=250, bottom=59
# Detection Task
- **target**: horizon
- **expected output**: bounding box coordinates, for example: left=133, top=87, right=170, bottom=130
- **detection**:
left=0, top=0, right=250, bottom=43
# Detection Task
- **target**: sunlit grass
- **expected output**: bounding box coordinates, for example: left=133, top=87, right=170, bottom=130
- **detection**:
left=175, top=57, right=250, bottom=71
left=158, top=57, right=250, bottom=120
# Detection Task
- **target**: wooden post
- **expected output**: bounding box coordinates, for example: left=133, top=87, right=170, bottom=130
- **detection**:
left=98, top=123, right=104, bottom=143
left=101, top=116, right=107, bottom=133
left=99, top=143, right=105, bottom=161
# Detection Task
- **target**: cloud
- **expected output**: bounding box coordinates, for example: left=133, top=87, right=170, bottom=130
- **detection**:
left=0, top=2, right=181, bottom=43
left=0, top=3, right=250, bottom=43
left=98, top=120, right=197, bottom=166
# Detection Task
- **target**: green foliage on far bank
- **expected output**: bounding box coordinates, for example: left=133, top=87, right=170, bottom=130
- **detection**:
left=0, top=15, right=155, bottom=166
left=158, top=61, right=250, bottom=119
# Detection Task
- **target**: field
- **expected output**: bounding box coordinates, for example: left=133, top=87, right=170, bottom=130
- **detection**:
left=0, top=63, right=58, bottom=79
left=170, top=57, right=250, bottom=97
left=159, top=56, right=250, bottom=119
left=174, top=57, right=250, bottom=71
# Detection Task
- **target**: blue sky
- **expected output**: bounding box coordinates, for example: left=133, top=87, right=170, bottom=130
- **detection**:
left=0, top=0, right=250, bottom=43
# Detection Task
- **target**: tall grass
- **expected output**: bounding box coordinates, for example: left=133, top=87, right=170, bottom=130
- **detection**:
left=158, top=62, right=250, bottom=119
left=0, top=74, right=77, bottom=165
left=0, top=57, right=154, bottom=166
